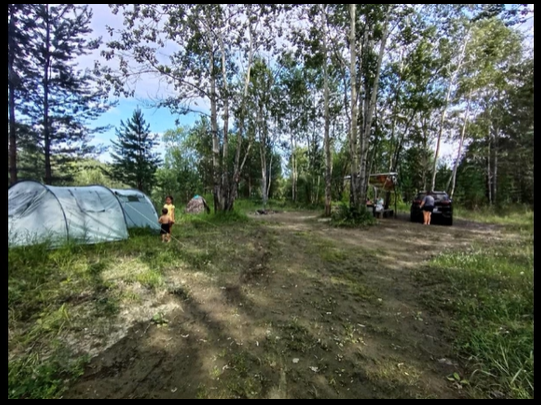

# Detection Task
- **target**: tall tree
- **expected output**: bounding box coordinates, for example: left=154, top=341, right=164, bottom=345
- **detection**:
left=348, top=3, right=360, bottom=209
left=104, top=4, right=282, bottom=212
left=109, top=109, right=161, bottom=194
left=25, top=4, right=112, bottom=184
left=357, top=5, right=392, bottom=204
left=8, top=4, right=34, bottom=185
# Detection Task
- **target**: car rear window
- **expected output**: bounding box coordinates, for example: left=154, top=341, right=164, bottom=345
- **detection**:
left=416, top=193, right=449, bottom=201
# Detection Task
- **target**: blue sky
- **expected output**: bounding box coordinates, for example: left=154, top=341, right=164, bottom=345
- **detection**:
left=84, top=4, right=533, bottom=163
left=82, top=4, right=203, bottom=162
left=92, top=100, right=199, bottom=162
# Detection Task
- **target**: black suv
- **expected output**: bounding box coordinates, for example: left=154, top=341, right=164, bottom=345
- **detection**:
left=410, top=191, right=453, bottom=225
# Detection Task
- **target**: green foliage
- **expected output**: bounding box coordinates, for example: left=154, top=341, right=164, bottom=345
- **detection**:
left=331, top=202, right=377, bottom=228
left=153, top=123, right=209, bottom=205
left=109, top=109, right=161, bottom=194
left=8, top=351, right=89, bottom=399
left=19, top=4, right=113, bottom=184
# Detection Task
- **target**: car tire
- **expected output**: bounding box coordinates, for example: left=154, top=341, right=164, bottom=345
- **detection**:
left=445, top=216, right=453, bottom=226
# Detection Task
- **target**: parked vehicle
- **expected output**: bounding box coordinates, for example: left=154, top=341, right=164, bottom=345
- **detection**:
left=410, top=191, right=453, bottom=225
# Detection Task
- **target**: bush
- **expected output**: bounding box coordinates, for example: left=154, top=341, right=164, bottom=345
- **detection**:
left=331, top=202, right=376, bottom=228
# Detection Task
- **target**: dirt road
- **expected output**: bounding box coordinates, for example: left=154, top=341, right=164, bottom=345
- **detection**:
left=65, top=212, right=503, bottom=399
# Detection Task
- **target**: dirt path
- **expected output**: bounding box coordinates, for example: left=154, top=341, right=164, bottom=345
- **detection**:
left=65, top=212, right=504, bottom=399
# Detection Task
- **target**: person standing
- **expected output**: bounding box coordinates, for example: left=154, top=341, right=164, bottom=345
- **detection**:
left=419, top=191, right=435, bottom=225
left=158, top=208, right=172, bottom=243
left=164, top=195, right=175, bottom=231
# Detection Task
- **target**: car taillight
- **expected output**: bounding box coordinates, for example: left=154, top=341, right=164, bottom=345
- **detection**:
left=413, top=200, right=421, bottom=204
left=440, top=201, right=450, bottom=205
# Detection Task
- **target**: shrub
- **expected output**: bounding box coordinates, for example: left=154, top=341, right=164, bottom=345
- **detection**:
left=331, top=202, right=376, bottom=227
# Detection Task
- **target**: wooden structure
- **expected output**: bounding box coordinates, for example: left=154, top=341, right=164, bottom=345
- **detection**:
left=344, top=172, right=399, bottom=218
left=369, top=172, right=398, bottom=218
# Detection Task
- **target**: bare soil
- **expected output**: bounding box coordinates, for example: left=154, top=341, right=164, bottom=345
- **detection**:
left=64, top=212, right=505, bottom=399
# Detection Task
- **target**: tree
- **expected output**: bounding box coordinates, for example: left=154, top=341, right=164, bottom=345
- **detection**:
left=8, top=4, right=34, bottom=185
left=103, top=4, right=283, bottom=212
left=109, top=109, right=161, bottom=194
left=155, top=123, right=209, bottom=204
left=24, top=4, right=112, bottom=184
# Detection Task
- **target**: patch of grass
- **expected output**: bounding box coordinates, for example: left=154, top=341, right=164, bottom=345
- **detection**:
left=331, top=203, right=376, bottom=228
left=225, top=377, right=261, bottom=399
left=7, top=230, right=177, bottom=398
left=455, top=206, right=533, bottom=232
left=8, top=348, right=89, bottom=399
left=319, top=248, right=349, bottom=263
left=365, top=357, right=422, bottom=390
left=8, top=209, right=271, bottom=398
left=415, top=229, right=533, bottom=399
left=196, top=384, right=209, bottom=399
left=280, top=321, right=316, bottom=354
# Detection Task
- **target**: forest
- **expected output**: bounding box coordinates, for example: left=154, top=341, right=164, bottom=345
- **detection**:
left=8, top=4, right=533, bottom=400
left=8, top=4, right=533, bottom=213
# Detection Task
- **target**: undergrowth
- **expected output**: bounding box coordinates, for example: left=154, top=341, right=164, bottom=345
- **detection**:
left=331, top=202, right=377, bottom=228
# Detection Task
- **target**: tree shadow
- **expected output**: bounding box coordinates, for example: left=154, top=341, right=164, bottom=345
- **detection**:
left=62, top=214, right=477, bottom=399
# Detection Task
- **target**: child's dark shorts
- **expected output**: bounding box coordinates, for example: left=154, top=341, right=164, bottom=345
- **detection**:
left=161, top=223, right=171, bottom=235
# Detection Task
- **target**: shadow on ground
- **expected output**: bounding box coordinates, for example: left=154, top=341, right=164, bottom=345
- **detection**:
left=64, top=212, right=504, bottom=399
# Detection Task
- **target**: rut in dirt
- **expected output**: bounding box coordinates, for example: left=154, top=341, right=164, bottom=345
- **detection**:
left=64, top=213, right=496, bottom=399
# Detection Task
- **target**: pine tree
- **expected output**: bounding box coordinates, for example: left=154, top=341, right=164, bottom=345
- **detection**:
left=8, top=4, right=35, bottom=185
left=24, top=4, right=113, bottom=184
left=110, top=109, right=162, bottom=194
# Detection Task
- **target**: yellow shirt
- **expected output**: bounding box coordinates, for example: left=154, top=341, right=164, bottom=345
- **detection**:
left=164, top=204, right=175, bottom=222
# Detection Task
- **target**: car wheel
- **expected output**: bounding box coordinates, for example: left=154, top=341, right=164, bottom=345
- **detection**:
left=445, top=216, right=453, bottom=226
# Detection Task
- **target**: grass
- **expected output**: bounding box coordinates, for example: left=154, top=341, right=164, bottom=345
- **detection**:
left=414, top=211, right=533, bottom=399
left=454, top=205, right=533, bottom=232
left=7, top=232, right=179, bottom=398
left=8, top=200, right=534, bottom=399
left=7, top=208, right=258, bottom=399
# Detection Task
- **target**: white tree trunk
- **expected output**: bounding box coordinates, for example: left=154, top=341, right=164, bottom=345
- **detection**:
left=449, top=92, right=473, bottom=199
left=493, top=128, right=498, bottom=206
left=228, top=10, right=255, bottom=211
left=359, top=13, right=390, bottom=203
left=431, top=29, right=470, bottom=191
left=220, top=32, right=230, bottom=208
left=321, top=4, right=332, bottom=216
left=348, top=4, right=359, bottom=209
left=487, top=127, right=492, bottom=206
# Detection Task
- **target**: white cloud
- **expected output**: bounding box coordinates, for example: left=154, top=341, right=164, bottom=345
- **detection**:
left=78, top=5, right=178, bottom=102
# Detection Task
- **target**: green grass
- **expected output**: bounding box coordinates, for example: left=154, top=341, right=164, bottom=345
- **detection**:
left=454, top=205, right=533, bottom=232
left=414, top=214, right=533, bottom=399
left=7, top=234, right=173, bottom=398
left=8, top=201, right=533, bottom=399
left=8, top=210, right=255, bottom=399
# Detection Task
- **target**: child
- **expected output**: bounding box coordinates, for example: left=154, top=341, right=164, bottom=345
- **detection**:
left=164, top=195, right=175, bottom=231
left=158, top=208, right=172, bottom=243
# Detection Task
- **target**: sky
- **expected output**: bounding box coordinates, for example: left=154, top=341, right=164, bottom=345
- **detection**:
left=83, top=4, right=533, bottom=164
